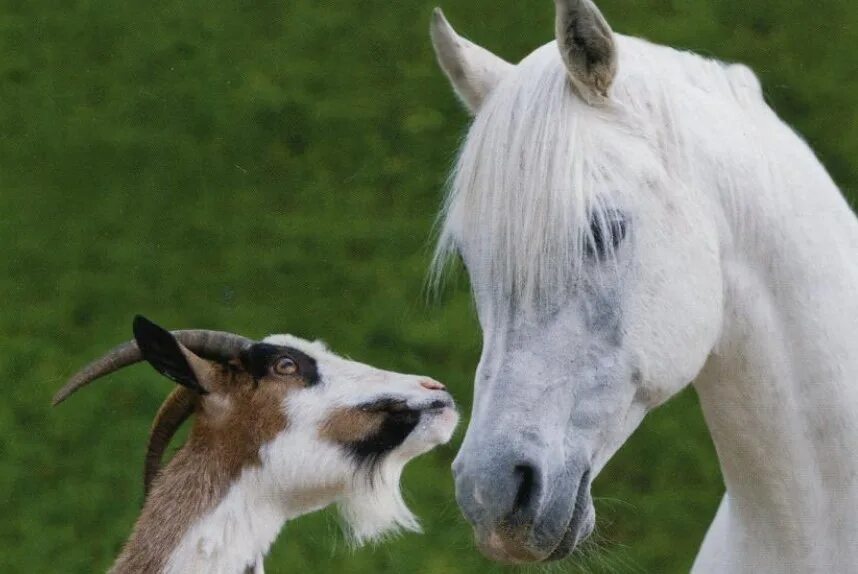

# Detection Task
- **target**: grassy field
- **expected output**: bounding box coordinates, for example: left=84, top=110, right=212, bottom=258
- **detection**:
left=1, top=1, right=855, bottom=572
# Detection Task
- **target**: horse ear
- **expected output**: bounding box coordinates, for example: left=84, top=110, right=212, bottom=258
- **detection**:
left=133, top=316, right=211, bottom=395
left=430, top=8, right=514, bottom=115
left=554, top=0, right=617, bottom=104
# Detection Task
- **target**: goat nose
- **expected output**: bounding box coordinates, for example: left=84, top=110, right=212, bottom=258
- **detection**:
left=420, top=379, right=446, bottom=391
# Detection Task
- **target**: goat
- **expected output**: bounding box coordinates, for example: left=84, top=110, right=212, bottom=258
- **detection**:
left=53, top=316, right=459, bottom=574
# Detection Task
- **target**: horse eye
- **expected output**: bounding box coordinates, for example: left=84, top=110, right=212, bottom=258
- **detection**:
left=273, top=356, right=298, bottom=376
left=588, top=211, right=627, bottom=258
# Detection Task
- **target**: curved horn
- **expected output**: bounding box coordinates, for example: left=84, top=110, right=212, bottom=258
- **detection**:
left=53, top=328, right=253, bottom=405
left=144, top=387, right=196, bottom=496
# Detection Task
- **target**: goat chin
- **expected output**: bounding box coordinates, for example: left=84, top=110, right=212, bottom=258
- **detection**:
left=339, top=459, right=423, bottom=546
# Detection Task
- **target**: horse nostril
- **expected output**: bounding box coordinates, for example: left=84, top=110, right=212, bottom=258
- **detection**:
left=512, top=464, right=538, bottom=519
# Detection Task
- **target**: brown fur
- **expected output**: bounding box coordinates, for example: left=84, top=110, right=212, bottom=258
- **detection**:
left=144, top=387, right=196, bottom=495
left=110, top=360, right=304, bottom=574
left=320, top=407, right=385, bottom=444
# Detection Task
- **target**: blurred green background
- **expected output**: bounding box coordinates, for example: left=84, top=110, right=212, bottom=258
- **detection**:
left=1, top=0, right=855, bottom=572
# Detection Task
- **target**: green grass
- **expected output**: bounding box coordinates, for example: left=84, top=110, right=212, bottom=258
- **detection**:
left=1, top=1, right=855, bottom=572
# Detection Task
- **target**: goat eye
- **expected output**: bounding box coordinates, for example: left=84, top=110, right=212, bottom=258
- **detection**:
left=588, top=210, right=627, bottom=258
left=273, top=357, right=298, bottom=376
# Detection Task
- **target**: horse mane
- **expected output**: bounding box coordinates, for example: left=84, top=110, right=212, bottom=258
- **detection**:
left=431, top=36, right=765, bottom=309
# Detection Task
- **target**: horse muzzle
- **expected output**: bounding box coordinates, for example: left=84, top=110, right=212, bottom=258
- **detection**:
left=453, top=445, right=595, bottom=563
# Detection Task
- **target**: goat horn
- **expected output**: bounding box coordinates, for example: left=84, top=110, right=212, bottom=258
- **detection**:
left=144, top=386, right=196, bottom=496
left=52, top=329, right=254, bottom=405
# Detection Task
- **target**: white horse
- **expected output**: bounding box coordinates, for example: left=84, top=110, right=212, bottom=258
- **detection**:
left=429, top=1, right=858, bottom=571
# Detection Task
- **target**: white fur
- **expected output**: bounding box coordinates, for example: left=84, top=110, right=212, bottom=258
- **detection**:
left=163, top=335, right=458, bottom=573
left=164, top=465, right=291, bottom=574
left=432, top=8, right=858, bottom=571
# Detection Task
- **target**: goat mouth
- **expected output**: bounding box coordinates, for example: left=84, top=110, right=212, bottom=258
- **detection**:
left=416, top=398, right=456, bottom=413
left=357, top=397, right=411, bottom=413
left=357, top=397, right=455, bottom=414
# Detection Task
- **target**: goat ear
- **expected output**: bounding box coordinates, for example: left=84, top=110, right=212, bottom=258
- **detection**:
left=133, top=315, right=210, bottom=395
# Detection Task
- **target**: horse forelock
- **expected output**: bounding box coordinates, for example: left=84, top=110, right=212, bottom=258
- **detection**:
left=431, top=36, right=767, bottom=310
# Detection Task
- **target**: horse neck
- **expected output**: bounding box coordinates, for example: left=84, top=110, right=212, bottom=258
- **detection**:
left=109, top=438, right=288, bottom=574
left=691, top=101, right=858, bottom=569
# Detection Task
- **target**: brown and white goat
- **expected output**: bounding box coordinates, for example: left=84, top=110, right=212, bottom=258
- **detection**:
left=54, top=316, right=458, bottom=574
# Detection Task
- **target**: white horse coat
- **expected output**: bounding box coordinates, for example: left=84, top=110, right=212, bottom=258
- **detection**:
left=430, top=2, right=858, bottom=571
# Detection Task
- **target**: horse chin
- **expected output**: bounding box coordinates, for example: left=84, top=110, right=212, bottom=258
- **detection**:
left=474, top=527, right=547, bottom=564
left=473, top=501, right=596, bottom=564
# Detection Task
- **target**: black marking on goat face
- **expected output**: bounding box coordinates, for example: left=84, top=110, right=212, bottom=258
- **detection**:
left=347, top=401, right=421, bottom=463
left=240, top=343, right=319, bottom=386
